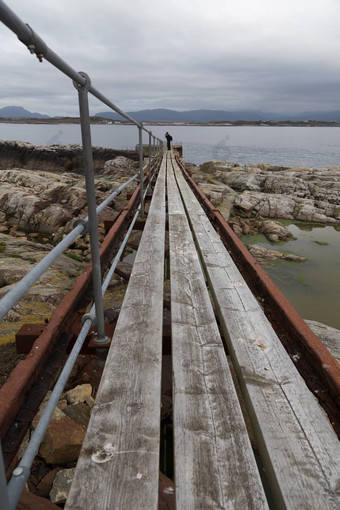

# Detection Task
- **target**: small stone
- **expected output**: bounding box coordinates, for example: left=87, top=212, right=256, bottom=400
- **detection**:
left=57, top=399, right=68, bottom=411
left=36, top=468, right=62, bottom=498
left=37, top=413, right=86, bottom=464
left=17, top=488, right=60, bottom=509
left=85, top=394, right=95, bottom=409
left=50, top=468, right=76, bottom=504
left=159, top=472, right=175, bottom=510
left=63, top=402, right=91, bottom=427
left=66, top=383, right=92, bottom=404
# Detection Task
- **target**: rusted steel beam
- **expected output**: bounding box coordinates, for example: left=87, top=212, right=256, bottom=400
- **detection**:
left=15, top=322, right=116, bottom=355
left=176, top=156, right=340, bottom=435
left=0, top=163, right=157, bottom=440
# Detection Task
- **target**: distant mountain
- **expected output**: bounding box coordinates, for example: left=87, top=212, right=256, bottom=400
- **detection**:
left=0, top=106, right=49, bottom=119
left=95, top=108, right=340, bottom=123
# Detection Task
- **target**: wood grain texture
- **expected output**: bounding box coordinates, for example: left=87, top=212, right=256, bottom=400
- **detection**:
left=66, top=158, right=167, bottom=510
left=167, top=154, right=268, bottom=510
left=172, top=157, right=340, bottom=510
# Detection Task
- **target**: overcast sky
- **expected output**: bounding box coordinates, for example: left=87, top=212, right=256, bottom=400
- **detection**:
left=1, top=0, right=340, bottom=116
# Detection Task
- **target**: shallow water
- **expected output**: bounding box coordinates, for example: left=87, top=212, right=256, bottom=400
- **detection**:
left=242, top=222, right=340, bottom=329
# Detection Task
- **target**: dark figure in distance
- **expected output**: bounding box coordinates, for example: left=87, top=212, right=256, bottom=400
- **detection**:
left=165, top=132, right=172, bottom=150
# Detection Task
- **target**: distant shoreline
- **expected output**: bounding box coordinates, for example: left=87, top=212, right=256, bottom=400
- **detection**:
left=1, top=118, right=340, bottom=128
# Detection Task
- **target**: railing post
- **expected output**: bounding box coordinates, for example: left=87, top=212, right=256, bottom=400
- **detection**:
left=73, top=72, right=108, bottom=344
left=0, top=443, right=9, bottom=510
left=148, top=132, right=152, bottom=175
left=138, top=125, right=144, bottom=219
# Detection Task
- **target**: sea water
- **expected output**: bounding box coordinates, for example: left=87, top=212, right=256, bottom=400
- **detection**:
left=1, top=123, right=340, bottom=168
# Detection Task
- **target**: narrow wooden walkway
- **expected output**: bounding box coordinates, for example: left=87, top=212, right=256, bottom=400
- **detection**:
left=66, top=152, right=340, bottom=510
left=66, top=158, right=166, bottom=509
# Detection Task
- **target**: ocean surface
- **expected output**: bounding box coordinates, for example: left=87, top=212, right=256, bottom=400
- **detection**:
left=1, top=122, right=340, bottom=330
left=1, top=123, right=340, bottom=168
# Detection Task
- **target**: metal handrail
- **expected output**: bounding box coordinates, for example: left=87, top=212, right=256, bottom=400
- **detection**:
left=5, top=158, right=160, bottom=510
left=0, top=1, right=164, bottom=507
left=0, top=1, right=148, bottom=130
left=0, top=171, right=139, bottom=322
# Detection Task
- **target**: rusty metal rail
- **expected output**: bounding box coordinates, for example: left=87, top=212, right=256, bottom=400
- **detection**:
left=175, top=156, right=340, bottom=437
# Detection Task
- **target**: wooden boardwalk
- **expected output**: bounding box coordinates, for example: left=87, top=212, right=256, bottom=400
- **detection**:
left=66, top=152, right=340, bottom=509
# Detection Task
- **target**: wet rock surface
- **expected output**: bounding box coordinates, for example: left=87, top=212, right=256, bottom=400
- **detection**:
left=247, top=244, right=307, bottom=265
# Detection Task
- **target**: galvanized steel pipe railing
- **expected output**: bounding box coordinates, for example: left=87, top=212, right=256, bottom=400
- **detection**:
left=74, top=72, right=108, bottom=343
left=0, top=0, right=163, bottom=323
left=0, top=1, right=164, bottom=507
left=3, top=156, right=161, bottom=510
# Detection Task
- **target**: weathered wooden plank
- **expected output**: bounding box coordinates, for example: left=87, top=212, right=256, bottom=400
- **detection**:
left=167, top=154, right=268, bottom=510
left=66, top=158, right=167, bottom=510
left=172, top=156, right=340, bottom=509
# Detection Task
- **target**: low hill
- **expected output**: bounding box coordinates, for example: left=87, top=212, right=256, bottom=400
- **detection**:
left=95, top=108, right=340, bottom=123
left=0, top=106, right=49, bottom=119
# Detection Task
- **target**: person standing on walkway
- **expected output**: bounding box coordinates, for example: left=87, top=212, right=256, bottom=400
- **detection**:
left=165, top=132, right=172, bottom=150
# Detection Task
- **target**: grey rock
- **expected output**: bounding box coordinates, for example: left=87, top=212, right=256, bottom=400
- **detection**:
left=192, top=161, right=340, bottom=224
left=63, top=402, right=91, bottom=427
left=259, top=220, right=292, bottom=242
left=306, top=320, right=340, bottom=363
left=248, top=244, right=307, bottom=265
left=50, top=468, right=76, bottom=504
left=66, top=383, right=93, bottom=405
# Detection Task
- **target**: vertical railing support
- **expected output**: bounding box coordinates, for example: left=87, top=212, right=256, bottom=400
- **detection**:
left=73, top=72, right=108, bottom=344
left=138, top=125, right=144, bottom=219
left=148, top=132, right=152, bottom=176
left=0, top=443, right=9, bottom=510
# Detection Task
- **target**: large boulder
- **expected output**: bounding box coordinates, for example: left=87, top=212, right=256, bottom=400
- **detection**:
left=259, top=220, right=292, bottom=242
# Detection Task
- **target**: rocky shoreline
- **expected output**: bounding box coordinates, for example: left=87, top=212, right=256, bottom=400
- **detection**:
left=191, top=160, right=340, bottom=224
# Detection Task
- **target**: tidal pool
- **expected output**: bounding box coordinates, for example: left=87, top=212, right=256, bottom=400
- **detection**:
left=242, top=222, right=340, bottom=330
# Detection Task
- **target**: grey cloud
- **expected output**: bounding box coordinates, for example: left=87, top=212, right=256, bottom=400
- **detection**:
left=0, top=0, right=340, bottom=116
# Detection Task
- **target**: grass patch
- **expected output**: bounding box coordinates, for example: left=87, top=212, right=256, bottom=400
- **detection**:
left=296, top=274, right=310, bottom=286
left=67, top=253, right=83, bottom=262
left=0, top=241, right=6, bottom=253
left=2, top=253, right=36, bottom=263
left=312, top=240, right=329, bottom=246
